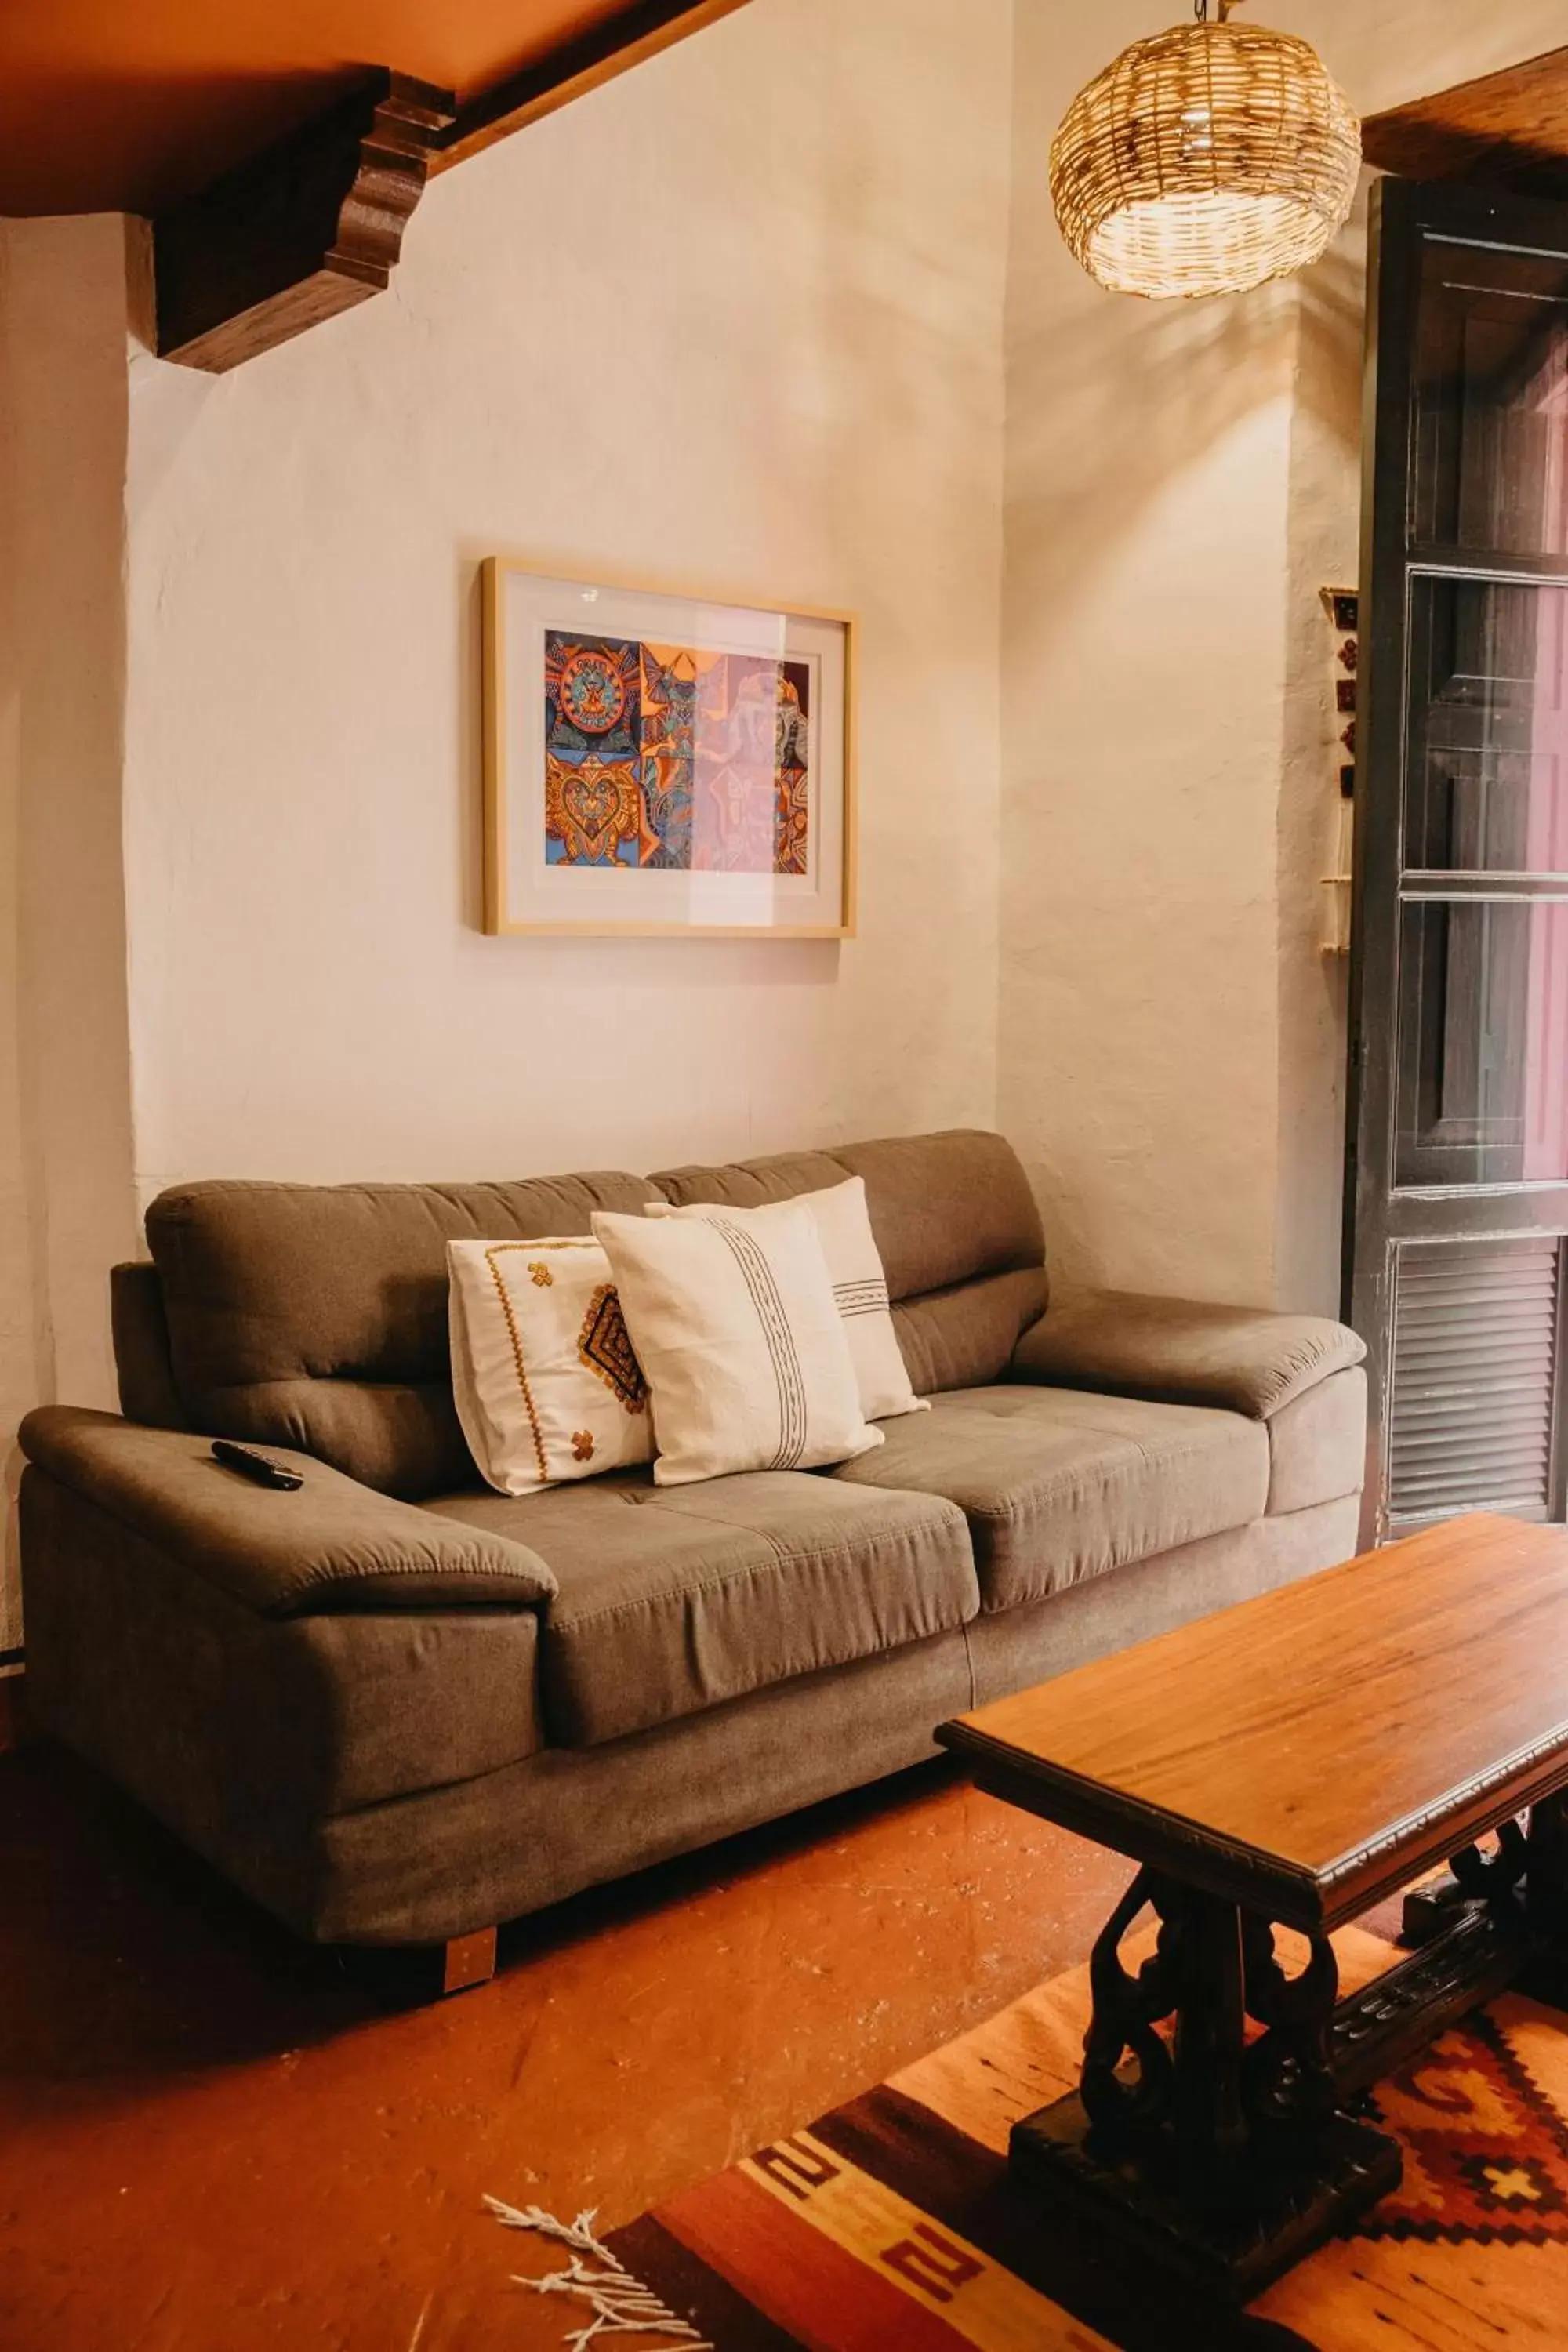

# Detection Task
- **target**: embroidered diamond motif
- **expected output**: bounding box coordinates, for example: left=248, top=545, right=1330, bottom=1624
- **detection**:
left=579, top=1284, right=648, bottom=1416
left=528, top=1262, right=554, bottom=1288
left=572, top=1431, right=595, bottom=1463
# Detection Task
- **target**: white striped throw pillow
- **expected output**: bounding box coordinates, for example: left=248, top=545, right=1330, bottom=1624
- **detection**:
left=645, top=1177, right=927, bottom=1422
left=591, top=1199, right=884, bottom=1488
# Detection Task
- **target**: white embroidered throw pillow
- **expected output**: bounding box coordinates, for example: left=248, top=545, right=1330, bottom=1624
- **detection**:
left=647, top=1177, right=927, bottom=1421
left=591, top=1200, right=885, bottom=1488
left=447, top=1237, right=653, bottom=1495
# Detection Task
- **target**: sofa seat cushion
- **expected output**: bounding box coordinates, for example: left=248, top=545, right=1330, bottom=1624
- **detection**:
left=425, top=1472, right=978, bottom=1748
left=830, top=1387, right=1270, bottom=1612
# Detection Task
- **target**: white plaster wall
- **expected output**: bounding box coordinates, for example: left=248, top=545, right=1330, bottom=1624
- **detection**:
left=0, top=217, right=140, bottom=1648
left=0, top=227, right=31, bottom=1653
left=122, top=0, right=1014, bottom=1201
left=1297, top=2, right=1568, bottom=117
left=1000, top=1, right=1568, bottom=1316
left=1001, top=2, right=1300, bottom=1311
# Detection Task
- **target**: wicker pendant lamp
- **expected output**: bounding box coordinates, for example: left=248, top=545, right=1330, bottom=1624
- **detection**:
left=1050, top=0, right=1361, bottom=300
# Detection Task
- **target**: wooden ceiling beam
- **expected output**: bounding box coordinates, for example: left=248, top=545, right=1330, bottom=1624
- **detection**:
left=152, top=0, right=752, bottom=373
left=1363, top=45, right=1568, bottom=198
left=434, top=0, right=753, bottom=174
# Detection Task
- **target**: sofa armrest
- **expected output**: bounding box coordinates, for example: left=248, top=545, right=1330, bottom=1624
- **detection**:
left=19, top=1407, right=557, bottom=1619
left=1008, top=1291, right=1366, bottom=1420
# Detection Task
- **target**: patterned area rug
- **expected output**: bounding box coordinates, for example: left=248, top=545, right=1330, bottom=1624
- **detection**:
left=492, top=1922, right=1568, bottom=2350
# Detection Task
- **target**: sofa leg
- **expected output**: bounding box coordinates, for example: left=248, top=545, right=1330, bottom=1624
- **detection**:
left=442, top=1927, right=499, bottom=1995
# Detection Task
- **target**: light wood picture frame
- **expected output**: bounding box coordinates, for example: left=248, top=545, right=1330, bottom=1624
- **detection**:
left=482, top=558, right=857, bottom=938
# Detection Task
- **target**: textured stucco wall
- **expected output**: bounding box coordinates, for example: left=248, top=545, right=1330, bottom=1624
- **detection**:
left=0, top=217, right=139, bottom=1650
left=1000, top=0, right=1299, bottom=1309
left=1000, top=1, right=1568, bottom=1316
left=0, top=225, right=31, bottom=1653
left=1298, top=1, right=1568, bottom=115
left=121, top=0, right=1014, bottom=1202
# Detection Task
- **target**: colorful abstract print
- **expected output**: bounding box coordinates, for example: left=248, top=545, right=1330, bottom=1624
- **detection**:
left=543, top=632, right=811, bottom=875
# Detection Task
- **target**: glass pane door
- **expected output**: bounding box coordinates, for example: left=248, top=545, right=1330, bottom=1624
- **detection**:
left=1347, top=181, right=1568, bottom=1539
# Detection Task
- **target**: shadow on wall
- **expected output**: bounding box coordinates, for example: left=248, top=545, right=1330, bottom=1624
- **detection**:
left=1000, top=276, right=1308, bottom=1305
left=1000, top=162, right=1373, bottom=1310
left=1293, top=234, right=1367, bottom=448
left=1007, top=274, right=1305, bottom=631
left=798, top=0, right=1013, bottom=1136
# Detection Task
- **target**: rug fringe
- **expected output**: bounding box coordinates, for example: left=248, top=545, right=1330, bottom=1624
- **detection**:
left=485, top=2196, right=714, bottom=2350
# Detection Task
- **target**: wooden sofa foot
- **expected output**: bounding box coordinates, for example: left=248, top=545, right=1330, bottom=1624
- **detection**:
left=442, top=1926, right=499, bottom=1994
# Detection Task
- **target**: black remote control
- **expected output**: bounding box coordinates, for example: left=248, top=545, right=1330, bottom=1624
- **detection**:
left=211, top=1439, right=304, bottom=1491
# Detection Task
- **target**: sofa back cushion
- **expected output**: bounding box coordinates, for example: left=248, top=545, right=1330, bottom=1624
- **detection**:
left=111, top=1261, right=188, bottom=1432
left=650, top=1131, right=1047, bottom=1396
left=143, top=1174, right=655, bottom=1497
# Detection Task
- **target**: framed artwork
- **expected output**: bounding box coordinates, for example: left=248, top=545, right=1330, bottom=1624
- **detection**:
left=481, top=560, right=855, bottom=938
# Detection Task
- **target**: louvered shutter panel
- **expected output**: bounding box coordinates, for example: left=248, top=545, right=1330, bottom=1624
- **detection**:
left=1388, top=1237, right=1563, bottom=1527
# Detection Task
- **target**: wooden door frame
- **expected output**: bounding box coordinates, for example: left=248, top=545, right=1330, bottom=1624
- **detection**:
left=1345, top=174, right=1568, bottom=1541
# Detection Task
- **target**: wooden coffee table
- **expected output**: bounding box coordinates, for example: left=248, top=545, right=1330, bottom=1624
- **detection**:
left=937, top=1512, right=1568, bottom=2304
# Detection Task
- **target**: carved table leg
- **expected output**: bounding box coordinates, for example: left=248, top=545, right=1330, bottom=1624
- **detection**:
left=1078, top=1868, right=1179, bottom=2142
left=1527, top=1791, right=1568, bottom=1941
left=1403, top=1818, right=1528, bottom=1947
left=1401, top=1868, right=1470, bottom=1945
left=1010, top=1874, right=1400, bottom=2304
left=1389, top=1795, right=1568, bottom=2032
left=1519, top=1790, right=1568, bottom=2006
left=1174, top=1886, right=1248, bottom=2161
left=1241, top=1917, right=1338, bottom=2134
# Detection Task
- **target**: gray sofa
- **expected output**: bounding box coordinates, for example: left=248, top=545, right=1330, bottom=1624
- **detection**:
left=19, top=1131, right=1367, bottom=1977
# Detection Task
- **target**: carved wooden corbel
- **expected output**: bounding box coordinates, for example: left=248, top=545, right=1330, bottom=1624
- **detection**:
left=154, top=71, right=456, bottom=373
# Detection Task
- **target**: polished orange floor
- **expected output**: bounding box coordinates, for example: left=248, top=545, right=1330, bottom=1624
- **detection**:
left=0, top=1737, right=1135, bottom=2351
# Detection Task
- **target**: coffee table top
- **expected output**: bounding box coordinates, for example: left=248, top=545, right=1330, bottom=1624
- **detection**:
left=938, top=1514, right=1568, bottom=1929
